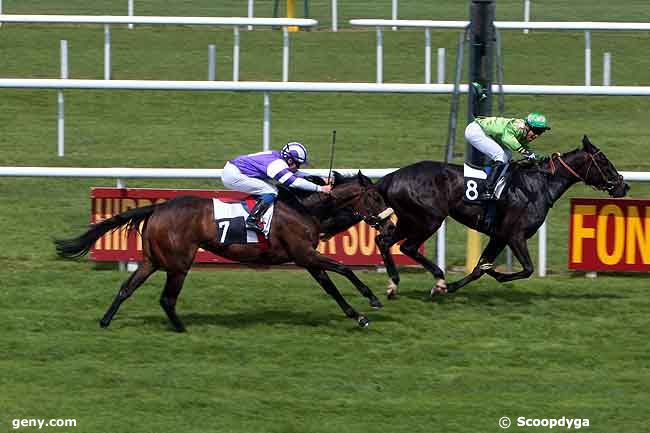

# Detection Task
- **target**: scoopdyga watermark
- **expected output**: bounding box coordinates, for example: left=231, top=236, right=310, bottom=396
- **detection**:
left=499, top=416, right=590, bottom=429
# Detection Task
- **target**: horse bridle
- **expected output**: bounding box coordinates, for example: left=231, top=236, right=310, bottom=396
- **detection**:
left=548, top=151, right=624, bottom=193
left=338, top=185, right=394, bottom=229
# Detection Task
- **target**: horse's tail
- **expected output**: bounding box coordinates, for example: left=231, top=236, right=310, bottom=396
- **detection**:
left=54, top=203, right=160, bottom=259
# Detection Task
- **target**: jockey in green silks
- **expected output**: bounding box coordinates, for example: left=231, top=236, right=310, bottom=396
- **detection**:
left=465, top=112, right=551, bottom=200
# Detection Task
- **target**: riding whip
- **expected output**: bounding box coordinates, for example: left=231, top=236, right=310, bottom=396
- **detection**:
left=327, top=129, right=336, bottom=185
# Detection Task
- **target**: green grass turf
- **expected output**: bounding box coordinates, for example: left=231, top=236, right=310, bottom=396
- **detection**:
left=2, top=2, right=650, bottom=432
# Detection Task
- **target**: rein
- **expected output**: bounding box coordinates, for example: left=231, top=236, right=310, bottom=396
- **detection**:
left=548, top=151, right=623, bottom=192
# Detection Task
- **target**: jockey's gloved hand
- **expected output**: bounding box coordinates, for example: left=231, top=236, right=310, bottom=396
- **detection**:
left=526, top=152, right=544, bottom=161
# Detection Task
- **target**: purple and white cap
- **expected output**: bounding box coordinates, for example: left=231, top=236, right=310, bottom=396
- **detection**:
left=281, top=142, right=308, bottom=165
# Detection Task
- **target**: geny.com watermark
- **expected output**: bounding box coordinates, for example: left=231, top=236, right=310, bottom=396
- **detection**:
left=499, top=416, right=590, bottom=429
left=11, top=419, right=77, bottom=430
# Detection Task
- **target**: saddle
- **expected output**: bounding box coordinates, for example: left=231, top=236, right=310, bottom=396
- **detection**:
left=463, top=161, right=512, bottom=233
left=212, top=197, right=274, bottom=245
left=462, top=161, right=511, bottom=204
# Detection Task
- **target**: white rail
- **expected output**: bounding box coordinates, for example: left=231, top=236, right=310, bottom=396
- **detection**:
left=1, top=167, right=647, bottom=181
left=350, top=19, right=650, bottom=86
left=3, top=79, right=650, bottom=95
left=349, top=19, right=650, bottom=31
left=0, top=14, right=317, bottom=27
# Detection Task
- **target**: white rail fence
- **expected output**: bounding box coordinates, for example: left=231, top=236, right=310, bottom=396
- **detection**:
left=2, top=166, right=648, bottom=276
left=349, top=19, right=650, bottom=85
left=0, top=15, right=318, bottom=82
left=3, top=78, right=650, bottom=159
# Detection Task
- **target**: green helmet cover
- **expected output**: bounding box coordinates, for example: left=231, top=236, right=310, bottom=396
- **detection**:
left=526, top=112, right=551, bottom=130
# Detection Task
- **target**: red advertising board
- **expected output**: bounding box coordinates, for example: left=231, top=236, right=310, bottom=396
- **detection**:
left=90, top=188, right=421, bottom=266
left=569, top=198, right=650, bottom=272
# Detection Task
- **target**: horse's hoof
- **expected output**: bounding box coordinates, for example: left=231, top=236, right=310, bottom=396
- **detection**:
left=358, top=316, right=370, bottom=327
left=370, top=298, right=383, bottom=309
left=386, top=284, right=398, bottom=299
left=99, top=319, right=110, bottom=328
left=430, top=279, right=448, bottom=297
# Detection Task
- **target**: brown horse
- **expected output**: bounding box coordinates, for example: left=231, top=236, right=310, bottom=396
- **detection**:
left=55, top=172, right=395, bottom=330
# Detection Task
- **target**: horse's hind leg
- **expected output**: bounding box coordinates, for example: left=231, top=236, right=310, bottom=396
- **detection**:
left=442, top=238, right=506, bottom=295
left=100, top=261, right=156, bottom=328
left=159, top=271, right=189, bottom=332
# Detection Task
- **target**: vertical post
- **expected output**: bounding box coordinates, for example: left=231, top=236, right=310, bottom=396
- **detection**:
left=585, top=31, right=591, bottom=86
left=523, top=0, right=530, bottom=34
left=466, top=0, right=495, bottom=272
left=233, top=26, right=240, bottom=82
left=445, top=29, right=467, bottom=163
left=282, top=27, right=290, bottom=82
left=208, top=45, right=216, bottom=81
left=424, top=29, right=431, bottom=84
left=538, top=218, right=547, bottom=277
left=331, top=0, right=338, bottom=32
left=391, top=0, right=398, bottom=30
left=247, top=0, right=254, bottom=30
left=128, top=0, right=134, bottom=30
left=58, top=40, right=68, bottom=157
left=437, top=221, right=446, bottom=273
left=603, top=52, right=611, bottom=86
left=0, top=0, right=3, bottom=27
left=104, top=24, right=111, bottom=80
left=287, top=0, right=298, bottom=32
left=437, top=47, right=445, bottom=84
left=376, top=27, right=383, bottom=84
left=117, top=178, right=127, bottom=272
left=263, top=93, right=271, bottom=151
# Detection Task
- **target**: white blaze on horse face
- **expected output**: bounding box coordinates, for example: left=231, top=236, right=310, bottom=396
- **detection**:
left=378, top=207, right=394, bottom=220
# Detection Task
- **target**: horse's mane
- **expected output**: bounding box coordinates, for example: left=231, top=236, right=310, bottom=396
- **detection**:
left=276, top=175, right=327, bottom=218
left=512, top=148, right=581, bottom=175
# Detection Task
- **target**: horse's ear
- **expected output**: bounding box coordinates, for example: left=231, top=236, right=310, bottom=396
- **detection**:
left=333, top=171, right=344, bottom=186
left=357, top=170, right=371, bottom=187
left=582, top=135, right=598, bottom=153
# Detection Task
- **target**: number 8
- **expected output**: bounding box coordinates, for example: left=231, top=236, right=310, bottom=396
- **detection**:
left=466, top=180, right=478, bottom=201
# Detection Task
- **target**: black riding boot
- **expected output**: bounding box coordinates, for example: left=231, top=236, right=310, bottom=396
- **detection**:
left=245, top=199, right=272, bottom=233
left=479, top=161, right=505, bottom=201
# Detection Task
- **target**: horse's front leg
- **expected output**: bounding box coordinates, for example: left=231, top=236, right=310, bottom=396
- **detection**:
left=375, top=229, right=401, bottom=299
left=306, top=267, right=370, bottom=327
left=297, top=250, right=382, bottom=309
left=441, top=238, right=506, bottom=295
left=484, top=237, right=534, bottom=282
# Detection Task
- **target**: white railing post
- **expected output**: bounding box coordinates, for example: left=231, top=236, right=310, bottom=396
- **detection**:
left=603, top=52, right=611, bottom=86
left=437, top=47, right=446, bottom=84
left=263, top=92, right=271, bottom=151
left=424, top=29, right=431, bottom=84
left=127, top=0, right=134, bottom=29
left=523, top=0, right=530, bottom=34
left=376, top=27, right=383, bottom=84
left=391, top=0, right=398, bottom=30
left=0, top=0, right=3, bottom=27
left=58, top=40, right=68, bottom=157
left=331, top=0, right=338, bottom=32
left=538, top=218, right=547, bottom=277
left=233, top=26, right=240, bottom=82
left=247, top=0, right=254, bottom=30
left=117, top=178, right=127, bottom=272
left=104, top=24, right=111, bottom=80
left=208, top=44, right=216, bottom=81
left=282, top=27, right=289, bottom=82
left=585, top=31, right=591, bottom=86
left=437, top=220, right=446, bottom=273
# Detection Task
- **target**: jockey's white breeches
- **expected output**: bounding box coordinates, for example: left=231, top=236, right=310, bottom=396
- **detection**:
left=222, top=162, right=278, bottom=196
left=464, top=122, right=512, bottom=163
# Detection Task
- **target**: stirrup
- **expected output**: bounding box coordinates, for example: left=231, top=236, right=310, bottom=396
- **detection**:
left=245, top=218, right=265, bottom=233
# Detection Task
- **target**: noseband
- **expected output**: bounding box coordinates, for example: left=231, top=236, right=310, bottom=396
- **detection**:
left=548, top=151, right=623, bottom=192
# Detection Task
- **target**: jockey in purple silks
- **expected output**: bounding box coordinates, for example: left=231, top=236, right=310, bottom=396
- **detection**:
left=222, top=142, right=332, bottom=233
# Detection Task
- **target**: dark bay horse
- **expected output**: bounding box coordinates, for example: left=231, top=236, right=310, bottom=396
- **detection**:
left=55, top=172, right=394, bottom=330
left=374, top=135, right=629, bottom=297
